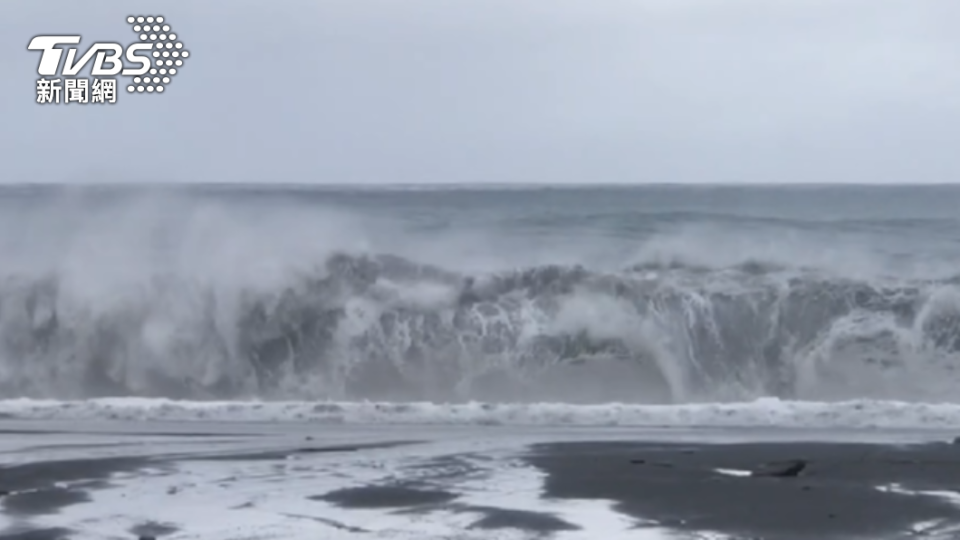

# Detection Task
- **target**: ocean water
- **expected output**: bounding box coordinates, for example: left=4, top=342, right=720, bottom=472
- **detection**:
left=1, top=183, right=960, bottom=427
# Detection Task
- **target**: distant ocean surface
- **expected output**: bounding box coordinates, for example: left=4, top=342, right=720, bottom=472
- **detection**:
left=1, top=183, right=960, bottom=427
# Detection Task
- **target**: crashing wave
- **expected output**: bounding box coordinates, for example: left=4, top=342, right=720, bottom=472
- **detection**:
left=0, top=252, right=959, bottom=403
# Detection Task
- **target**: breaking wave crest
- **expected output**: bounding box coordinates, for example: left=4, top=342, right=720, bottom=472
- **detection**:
left=5, top=397, right=960, bottom=429
left=2, top=251, right=960, bottom=404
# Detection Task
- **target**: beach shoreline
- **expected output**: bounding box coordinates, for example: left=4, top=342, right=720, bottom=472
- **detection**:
left=2, top=423, right=960, bottom=539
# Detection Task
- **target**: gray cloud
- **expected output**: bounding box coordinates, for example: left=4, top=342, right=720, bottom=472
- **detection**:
left=1, top=0, right=958, bottom=184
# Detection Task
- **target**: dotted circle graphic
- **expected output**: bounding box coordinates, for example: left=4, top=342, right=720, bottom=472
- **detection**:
left=126, top=15, right=190, bottom=94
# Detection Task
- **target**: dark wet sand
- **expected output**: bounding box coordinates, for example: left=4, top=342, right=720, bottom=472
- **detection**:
left=525, top=440, right=960, bottom=540
left=7, top=432, right=960, bottom=539
left=314, top=482, right=582, bottom=533
left=0, top=455, right=161, bottom=540
left=311, top=485, right=459, bottom=508
left=0, top=527, right=73, bottom=540
left=0, top=438, right=418, bottom=539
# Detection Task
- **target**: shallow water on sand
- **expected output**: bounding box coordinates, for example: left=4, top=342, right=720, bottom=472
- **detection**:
left=1, top=421, right=958, bottom=540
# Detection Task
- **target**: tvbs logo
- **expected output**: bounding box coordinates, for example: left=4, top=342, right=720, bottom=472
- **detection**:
left=28, top=36, right=152, bottom=77
left=28, top=15, right=190, bottom=104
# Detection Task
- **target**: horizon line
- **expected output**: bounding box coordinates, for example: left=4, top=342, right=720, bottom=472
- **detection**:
left=0, top=181, right=959, bottom=189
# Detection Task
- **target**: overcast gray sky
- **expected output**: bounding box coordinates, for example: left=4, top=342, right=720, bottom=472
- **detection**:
left=2, top=0, right=959, bottom=184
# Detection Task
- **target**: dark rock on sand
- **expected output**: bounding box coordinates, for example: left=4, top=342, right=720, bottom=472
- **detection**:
left=752, top=459, right=808, bottom=478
